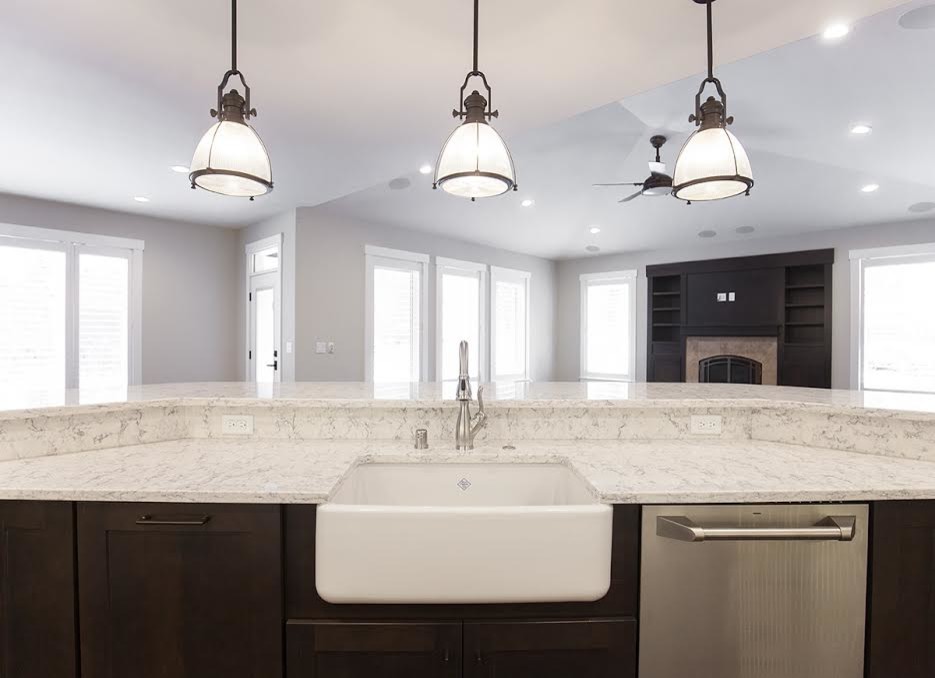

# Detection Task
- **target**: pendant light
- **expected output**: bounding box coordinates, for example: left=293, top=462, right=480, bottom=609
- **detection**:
left=189, top=0, right=272, bottom=199
left=672, top=0, right=753, bottom=203
left=434, top=0, right=517, bottom=201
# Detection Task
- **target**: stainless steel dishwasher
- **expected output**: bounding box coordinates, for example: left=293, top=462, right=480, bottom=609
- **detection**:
left=640, top=504, right=868, bottom=678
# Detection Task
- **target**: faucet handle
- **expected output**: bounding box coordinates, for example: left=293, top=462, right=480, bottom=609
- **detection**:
left=476, top=385, right=485, bottom=413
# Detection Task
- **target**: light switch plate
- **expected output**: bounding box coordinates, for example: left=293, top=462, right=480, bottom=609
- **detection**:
left=286, top=341, right=293, bottom=354
left=327, top=342, right=335, bottom=354
left=315, top=341, right=327, bottom=354
left=221, top=414, right=254, bottom=435
left=716, top=292, right=727, bottom=302
left=690, top=415, right=722, bottom=435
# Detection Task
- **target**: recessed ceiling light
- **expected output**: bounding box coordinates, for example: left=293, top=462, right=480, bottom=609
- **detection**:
left=133, top=196, right=151, bottom=203
left=521, top=198, right=535, bottom=207
left=822, top=23, right=850, bottom=40
left=585, top=245, right=601, bottom=253
left=899, top=5, right=935, bottom=30
left=861, top=183, right=880, bottom=193
left=849, top=123, right=872, bottom=135
left=698, top=230, right=717, bottom=238
left=735, top=225, right=755, bottom=234
left=589, top=226, right=601, bottom=234
left=170, top=165, right=190, bottom=173
left=418, top=164, right=433, bottom=175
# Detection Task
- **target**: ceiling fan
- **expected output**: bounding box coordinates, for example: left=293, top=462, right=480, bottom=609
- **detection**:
left=593, top=135, right=673, bottom=203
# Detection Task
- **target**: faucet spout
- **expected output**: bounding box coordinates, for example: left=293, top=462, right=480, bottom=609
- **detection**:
left=454, top=340, right=486, bottom=450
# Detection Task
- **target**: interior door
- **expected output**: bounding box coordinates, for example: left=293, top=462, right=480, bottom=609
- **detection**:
left=249, top=271, right=281, bottom=382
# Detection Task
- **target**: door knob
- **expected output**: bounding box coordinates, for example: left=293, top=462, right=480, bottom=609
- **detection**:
left=266, top=360, right=278, bottom=370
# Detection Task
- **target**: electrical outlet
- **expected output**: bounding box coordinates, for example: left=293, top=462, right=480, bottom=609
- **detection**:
left=221, top=414, right=254, bottom=435
left=690, top=415, right=722, bottom=435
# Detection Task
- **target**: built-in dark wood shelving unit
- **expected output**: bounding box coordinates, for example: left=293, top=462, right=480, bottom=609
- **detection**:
left=646, top=250, right=834, bottom=388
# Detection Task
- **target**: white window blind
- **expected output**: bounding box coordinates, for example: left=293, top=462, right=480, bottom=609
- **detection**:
left=580, top=271, right=637, bottom=381
left=0, top=243, right=67, bottom=395
left=437, top=258, right=487, bottom=383
left=0, top=225, right=142, bottom=397
left=491, top=266, right=530, bottom=381
left=853, top=246, right=935, bottom=393
left=365, top=246, right=428, bottom=382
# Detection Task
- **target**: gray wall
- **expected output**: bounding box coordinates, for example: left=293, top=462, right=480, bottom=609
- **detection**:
left=237, top=210, right=297, bottom=381
left=0, top=192, right=240, bottom=384
left=294, top=207, right=558, bottom=381
left=555, top=218, right=935, bottom=388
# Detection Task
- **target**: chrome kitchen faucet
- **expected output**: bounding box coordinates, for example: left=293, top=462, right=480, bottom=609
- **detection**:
left=455, top=340, right=487, bottom=450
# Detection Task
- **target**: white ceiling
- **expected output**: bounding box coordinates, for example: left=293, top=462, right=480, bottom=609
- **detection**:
left=0, top=0, right=905, bottom=232
left=320, top=0, right=935, bottom=259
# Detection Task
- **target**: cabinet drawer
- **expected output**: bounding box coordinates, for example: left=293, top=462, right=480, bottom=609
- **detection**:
left=77, top=502, right=282, bottom=678
left=287, top=621, right=460, bottom=678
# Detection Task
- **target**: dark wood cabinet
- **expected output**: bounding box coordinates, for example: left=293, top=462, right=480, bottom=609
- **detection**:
left=287, top=621, right=460, bottom=678
left=77, top=502, right=282, bottom=678
left=0, top=501, right=77, bottom=678
left=464, top=619, right=636, bottom=678
left=867, top=501, right=935, bottom=678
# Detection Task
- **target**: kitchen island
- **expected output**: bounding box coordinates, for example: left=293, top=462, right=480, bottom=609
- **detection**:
left=1, top=382, right=934, bottom=678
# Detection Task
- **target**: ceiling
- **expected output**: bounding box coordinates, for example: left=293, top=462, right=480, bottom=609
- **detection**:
left=0, top=0, right=905, bottom=234
left=320, top=0, right=935, bottom=259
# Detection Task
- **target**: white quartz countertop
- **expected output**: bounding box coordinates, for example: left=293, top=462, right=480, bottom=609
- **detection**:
left=2, top=437, right=934, bottom=504
left=5, top=381, right=935, bottom=419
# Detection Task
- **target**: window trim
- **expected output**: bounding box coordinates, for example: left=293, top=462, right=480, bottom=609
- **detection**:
left=490, top=265, right=531, bottom=382
left=0, top=222, right=143, bottom=387
left=849, top=242, right=935, bottom=392
left=579, top=269, right=637, bottom=382
left=436, top=256, right=488, bottom=382
left=364, top=245, right=429, bottom=382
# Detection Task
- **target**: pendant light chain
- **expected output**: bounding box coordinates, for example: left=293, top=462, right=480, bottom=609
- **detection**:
left=472, top=0, right=479, bottom=74
left=231, top=0, right=238, bottom=73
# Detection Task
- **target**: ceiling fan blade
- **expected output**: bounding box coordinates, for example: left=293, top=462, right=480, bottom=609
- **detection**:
left=619, top=190, right=643, bottom=203
left=593, top=182, right=644, bottom=188
left=648, top=161, right=667, bottom=174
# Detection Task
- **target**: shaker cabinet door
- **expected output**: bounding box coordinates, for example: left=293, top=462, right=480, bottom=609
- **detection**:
left=0, top=501, right=77, bottom=678
left=868, top=501, right=935, bottom=678
left=287, top=621, right=461, bottom=678
left=77, top=502, right=282, bottom=678
left=464, top=619, right=636, bottom=678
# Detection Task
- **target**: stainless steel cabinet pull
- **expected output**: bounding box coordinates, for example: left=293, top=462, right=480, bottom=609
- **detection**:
left=136, top=515, right=211, bottom=526
left=657, top=515, right=856, bottom=542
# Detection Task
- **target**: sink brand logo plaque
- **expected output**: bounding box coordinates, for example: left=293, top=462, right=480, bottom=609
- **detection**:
left=457, top=478, right=472, bottom=491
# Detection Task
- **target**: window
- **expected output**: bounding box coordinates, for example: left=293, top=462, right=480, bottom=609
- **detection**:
left=0, top=223, right=142, bottom=394
left=365, top=246, right=428, bottom=382
left=491, top=266, right=530, bottom=381
left=436, top=257, right=487, bottom=382
left=580, top=270, right=637, bottom=381
left=851, top=244, right=935, bottom=393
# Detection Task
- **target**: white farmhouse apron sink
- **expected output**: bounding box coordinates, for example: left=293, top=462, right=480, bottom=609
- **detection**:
left=315, top=462, right=613, bottom=604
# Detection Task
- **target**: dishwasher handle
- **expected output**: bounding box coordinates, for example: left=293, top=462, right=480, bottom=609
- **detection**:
left=657, top=515, right=857, bottom=542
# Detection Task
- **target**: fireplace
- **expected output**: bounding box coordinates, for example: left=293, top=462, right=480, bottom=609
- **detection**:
left=685, top=336, right=778, bottom=385
left=699, top=355, right=763, bottom=384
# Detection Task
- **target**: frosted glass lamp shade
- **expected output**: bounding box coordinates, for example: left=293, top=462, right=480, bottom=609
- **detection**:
left=435, top=121, right=515, bottom=199
left=189, top=120, right=273, bottom=197
left=672, top=127, right=753, bottom=202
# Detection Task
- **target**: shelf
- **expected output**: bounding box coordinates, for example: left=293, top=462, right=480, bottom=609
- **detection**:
left=785, top=284, right=824, bottom=290
left=782, top=341, right=824, bottom=347
left=652, top=307, right=680, bottom=312
left=785, top=322, right=824, bottom=327
left=652, top=323, right=681, bottom=327
left=652, top=291, right=680, bottom=297
left=785, top=303, right=824, bottom=309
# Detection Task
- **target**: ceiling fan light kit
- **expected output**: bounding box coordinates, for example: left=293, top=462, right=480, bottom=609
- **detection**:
left=434, top=0, right=517, bottom=201
left=672, top=0, right=754, bottom=203
left=189, top=0, right=273, bottom=199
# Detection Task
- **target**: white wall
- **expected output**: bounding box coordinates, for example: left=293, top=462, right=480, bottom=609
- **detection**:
left=237, top=210, right=297, bottom=381
left=294, top=207, right=557, bottom=381
left=556, top=218, right=935, bottom=388
left=0, top=192, right=241, bottom=384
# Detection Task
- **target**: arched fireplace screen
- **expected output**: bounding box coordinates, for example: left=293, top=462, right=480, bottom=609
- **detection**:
left=699, top=355, right=763, bottom=384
